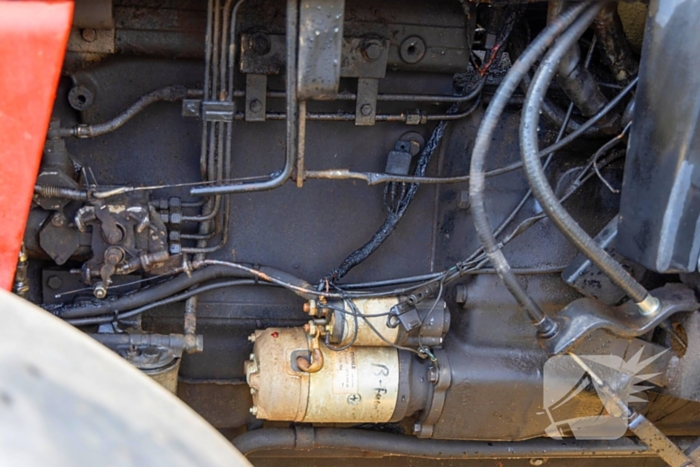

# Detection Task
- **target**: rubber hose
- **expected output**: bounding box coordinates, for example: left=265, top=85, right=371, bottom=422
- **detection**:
left=57, top=265, right=313, bottom=319
left=468, top=1, right=593, bottom=336
left=519, top=3, right=649, bottom=304
left=232, top=427, right=687, bottom=459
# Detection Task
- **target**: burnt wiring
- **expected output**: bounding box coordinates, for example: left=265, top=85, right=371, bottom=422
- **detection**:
left=325, top=95, right=468, bottom=283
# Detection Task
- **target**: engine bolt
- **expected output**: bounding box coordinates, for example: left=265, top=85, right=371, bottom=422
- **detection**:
left=93, top=282, right=107, bottom=299
left=428, top=367, right=439, bottom=383
left=412, top=423, right=422, bottom=435
left=454, top=284, right=468, bottom=305
left=250, top=387, right=258, bottom=395
left=360, top=104, right=373, bottom=116
left=51, top=213, right=66, bottom=228
left=106, top=228, right=124, bottom=245
left=47, top=275, right=63, bottom=290
left=530, top=459, right=545, bottom=466
left=303, top=302, right=311, bottom=313
left=361, top=40, right=382, bottom=61
left=81, top=28, right=97, bottom=43
left=105, top=247, right=124, bottom=265
left=249, top=99, right=263, bottom=113
left=249, top=406, right=258, bottom=416
left=248, top=333, right=256, bottom=343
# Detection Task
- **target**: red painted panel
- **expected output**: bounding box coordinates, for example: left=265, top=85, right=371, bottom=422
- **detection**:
left=0, top=1, right=73, bottom=290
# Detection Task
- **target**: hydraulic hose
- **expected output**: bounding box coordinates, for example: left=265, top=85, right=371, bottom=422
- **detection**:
left=48, top=86, right=196, bottom=139
left=519, top=3, right=657, bottom=314
left=57, top=265, right=313, bottom=320
left=233, top=427, right=691, bottom=459
left=468, top=1, right=593, bottom=337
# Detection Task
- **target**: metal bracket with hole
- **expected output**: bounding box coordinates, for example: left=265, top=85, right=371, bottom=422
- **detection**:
left=540, top=283, right=700, bottom=355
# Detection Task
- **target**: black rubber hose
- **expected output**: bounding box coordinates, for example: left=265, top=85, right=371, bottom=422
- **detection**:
left=468, top=1, right=593, bottom=337
left=49, top=85, right=194, bottom=139
left=57, top=265, right=313, bottom=319
left=233, top=428, right=690, bottom=459
left=519, top=4, right=650, bottom=305
left=66, top=279, right=270, bottom=326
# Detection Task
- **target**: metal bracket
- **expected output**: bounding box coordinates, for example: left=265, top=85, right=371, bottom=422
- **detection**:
left=245, top=74, right=267, bottom=122
left=201, top=101, right=235, bottom=122
left=341, top=38, right=389, bottom=78
left=355, top=78, right=378, bottom=126
left=540, top=283, right=700, bottom=355
left=240, top=33, right=287, bottom=75
left=297, top=0, right=346, bottom=101
left=414, top=349, right=451, bottom=438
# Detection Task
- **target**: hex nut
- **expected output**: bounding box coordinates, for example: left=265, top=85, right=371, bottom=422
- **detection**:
left=362, top=40, right=383, bottom=61
left=47, top=276, right=63, bottom=290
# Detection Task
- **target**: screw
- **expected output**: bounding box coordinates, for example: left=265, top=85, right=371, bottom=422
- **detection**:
left=530, top=459, right=545, bottom=466
left=250, top=387, right=258, bottom=395
left=186, top=101, right=198, bottom=114
left=347, top=394, right=361, bottom=406
left=249, top=406, right=258, bottom=416
left=249, top=33, right=271, bottom=55
left=51, top=213, right=66, bottom=228
left=458, top=190, right=470, bottom=210
left=93, top=282, right=107, bottom=299
left=47, top=275, right=63, bottom=290
left=249, top=99, right=262, bottom=113
left=104, top=247, right=124, bottom=266
left=249, top=353, right=255, bottom=361
left=412, top=423, right=422, bottom=435
left=105, top=228, right=124, bottom=245
left=248, top=333, right=256, bottom=343
left=360, top=104, right=373, bottom=116
left=428, top=366, right=439, bottom=383
left=454, top=284, right=468, bottom=305
left=362, top=40, right=382, bottom=61
left=81, top=29, right=97, bottom=43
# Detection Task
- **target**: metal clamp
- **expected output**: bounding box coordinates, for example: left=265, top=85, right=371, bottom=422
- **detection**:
left=413, top=349, right=450, bottom=438
left=540, top=283, right=700, bottom=355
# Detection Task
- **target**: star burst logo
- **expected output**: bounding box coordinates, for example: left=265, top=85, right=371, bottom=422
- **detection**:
left=541, top=348, right=666, bottom=440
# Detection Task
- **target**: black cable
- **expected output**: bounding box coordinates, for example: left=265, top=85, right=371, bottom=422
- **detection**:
left=57, top=263, right=314, bottom=320
left=468, top=1, right=593, bottom=337
left=519, top=4, right=651, bottom=306
left=66, top=279, right=264, bottom=326
left=326, top=94, right=481, bottom=283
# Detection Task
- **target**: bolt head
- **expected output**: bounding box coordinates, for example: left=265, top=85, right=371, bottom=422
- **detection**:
left=248, top=333, right=256, bottom=343
left=249, top=406, right=258, bottom=416
left=428, top=367, right=439, bottom=383
left=81, top=28, right=97, bottom=42
left=250, top=387, right=258, bottom=395
left=412, top=423, right=422, bottom=435
left=105, top=247, right=124, bottom=265
left=93, top=283, right=107, bottom=299
left=47, top=275, right=63, bottom=290
left=249, top=99, right=263, bottom=113
left=454, top=284, right=468, bottom=304
left=51, top=214, right=65, bottom=227
left=530, top=459, right=545, bottom=466
left=249, top=33, right=271, bottom=55
left=360, top=104, right=373, bottom=116
left=362, top=40, right=382, bottom=61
